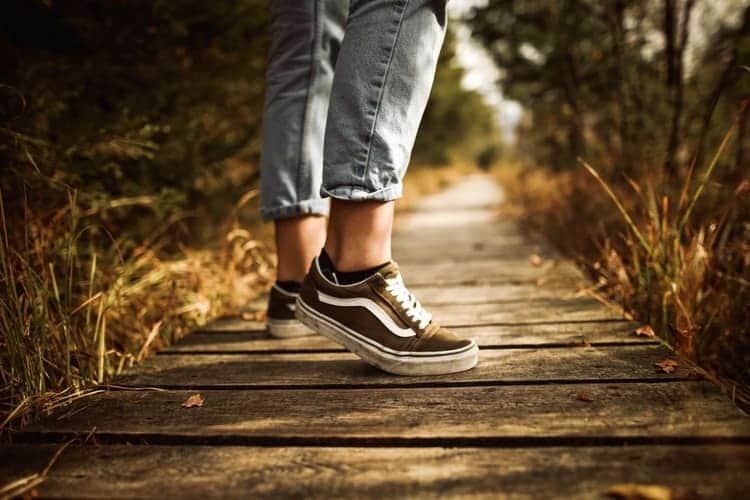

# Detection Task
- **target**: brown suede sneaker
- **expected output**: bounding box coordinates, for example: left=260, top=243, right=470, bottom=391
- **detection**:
left=266, top=284, right=315, bottom=338
left=295, top=256, right=478, bottom=375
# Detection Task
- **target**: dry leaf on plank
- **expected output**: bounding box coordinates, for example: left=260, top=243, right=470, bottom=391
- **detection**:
left=655, top=359, right=679, bottom=374
left=634, top=325, right=656, bottom=337
left=181, top=394, right=204, bottom=408
left=577, top=392, right=594, bottom=402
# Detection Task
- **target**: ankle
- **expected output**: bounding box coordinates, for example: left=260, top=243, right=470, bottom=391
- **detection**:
left=325, top=200, right=394, bottom=271
left=274, top=215, right=326, bottom=283
left=318, top=249, right=389, bottom=285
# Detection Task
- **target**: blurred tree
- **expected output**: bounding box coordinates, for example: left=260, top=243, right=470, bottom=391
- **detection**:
left=0, top=0, right=496, bottom=244
left=468, top=0, right=749, bottom=178
left=413, top=29, right=501, bottom=166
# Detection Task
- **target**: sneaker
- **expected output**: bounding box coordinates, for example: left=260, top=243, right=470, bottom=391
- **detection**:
left=295, top=256, right=478, bottom=375
left=266, top=284, right=315, bottom=338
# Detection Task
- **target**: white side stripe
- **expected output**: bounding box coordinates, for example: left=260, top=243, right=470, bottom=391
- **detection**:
left=316, top=291, right=417, bottom=338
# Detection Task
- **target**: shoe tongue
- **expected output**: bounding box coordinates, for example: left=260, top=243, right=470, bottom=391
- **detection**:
left=377, top=261, right=401, bottom=280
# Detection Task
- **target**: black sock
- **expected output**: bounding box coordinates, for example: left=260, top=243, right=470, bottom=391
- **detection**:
left=318, top=249, right=389, bottom=285
left=275, top=280, right=301, bottom=293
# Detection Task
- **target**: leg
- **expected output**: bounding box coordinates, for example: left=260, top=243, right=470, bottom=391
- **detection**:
left=260, top=0, right=348, bottom=336
left=322, top=0, right=448, bottom=271
left=260, top=0, right=349, bottom=281
left=324, top=200, right=393, bottom=272
left=296, top=0, right=477, bottom=375
left=275, top=215, right=326, bottom=282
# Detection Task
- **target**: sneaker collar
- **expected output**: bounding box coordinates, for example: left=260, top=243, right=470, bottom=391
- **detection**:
left=314, top=255, right=400, bottom=288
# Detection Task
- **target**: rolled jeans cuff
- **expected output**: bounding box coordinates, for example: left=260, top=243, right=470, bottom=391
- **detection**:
left=260, top=198, right=330, bottom=221
left=321, top=183, right=403, bottom=202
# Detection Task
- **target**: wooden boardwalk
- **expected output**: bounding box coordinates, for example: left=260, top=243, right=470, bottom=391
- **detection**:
left=3, top=175, right=750, bottom=498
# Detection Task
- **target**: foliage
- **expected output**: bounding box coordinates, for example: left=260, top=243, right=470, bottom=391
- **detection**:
left=470, top=0, right=749, bottom=177
left=474, top=0, right=750, bottom=397
left=413, top=30, right=501, bottom=166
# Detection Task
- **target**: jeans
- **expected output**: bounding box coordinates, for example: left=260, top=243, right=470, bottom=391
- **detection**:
left=259, top=0, right=448, bottom=220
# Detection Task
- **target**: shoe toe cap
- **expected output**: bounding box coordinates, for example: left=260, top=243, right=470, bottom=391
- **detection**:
left=421, top=327, right=476, bottom=352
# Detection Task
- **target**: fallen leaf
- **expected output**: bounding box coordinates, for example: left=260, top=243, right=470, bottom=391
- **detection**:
left=634, top=325, right=656, bottom=338
left=607, top=483, right=673, bottom=500
left=655, top=358, right=679, bottom=374
left=529, top=253, right=543, bottom=267
left=242, top=310, right=267, bottom=321
left=577, top=392, right=594, bottom=402
left=181, top=393, right=204, bottom=408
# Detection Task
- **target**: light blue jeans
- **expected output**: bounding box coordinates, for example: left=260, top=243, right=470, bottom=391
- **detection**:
left=259, top=0, right=447, bottom=220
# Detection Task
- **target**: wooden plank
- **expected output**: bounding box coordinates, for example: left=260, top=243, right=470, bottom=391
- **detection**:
left=393, top=220, right=523, bottom=245
left=394, top=241, right=557, bottom=264
left=3, top=444, right=749, bottom=499
left=426, top=297, right=624, bottom=324
left=206, top=297, right=624, bottom=332
left=229, top=282, right=610, bottom=317
left=195, top=317, right=266, bottom=333
left=120, top=345, right=692, bottom=388
left=410, top=282, right=589, bottom=305
left=393, top=231, right=531, bottom=254
left=21, top=382, right=749, bottom=442
left=166, top=321, right=651, bottom=353
left=399, top=258, right=585, bottom=286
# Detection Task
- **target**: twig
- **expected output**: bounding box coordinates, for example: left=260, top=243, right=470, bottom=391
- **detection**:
left=0, top=438, right=74, bottom=499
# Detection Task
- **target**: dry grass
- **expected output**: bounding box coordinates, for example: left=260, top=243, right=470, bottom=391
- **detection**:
left=0, top=162, right=475, bottom=434
left=0, top=189, right=275, bottom=434
left=493, top=122, right=749, bottom=406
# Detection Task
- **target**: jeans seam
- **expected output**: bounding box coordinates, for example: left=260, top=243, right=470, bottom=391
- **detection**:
left=360, top=0, right=410, bottom=190
left=295, top=0, right=321, bottom=202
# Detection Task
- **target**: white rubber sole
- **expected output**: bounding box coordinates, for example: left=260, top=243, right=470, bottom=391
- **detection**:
left=267, top=318, right=316, bottom=339
left=296, top=297, right=478, bottom=376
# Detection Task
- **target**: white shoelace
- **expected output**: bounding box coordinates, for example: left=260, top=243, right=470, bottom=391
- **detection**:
left=385, top=274, right=432, bottom=330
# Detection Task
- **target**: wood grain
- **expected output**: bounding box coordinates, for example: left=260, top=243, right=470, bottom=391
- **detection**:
left=166, top=321, right=650, bottom=353
left=399, top=258, right=585, bottom=286
left=120, top=345, right=692, bottom=388
left=2, top=444, right=748, bottom=499
left=426, top=297, right=624, bottom=324
left=7, top=175, right=747, bottom=499
left=21, top=382, right=749, bottom=442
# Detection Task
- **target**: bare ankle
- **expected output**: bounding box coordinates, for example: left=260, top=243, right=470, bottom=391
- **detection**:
left=325, top=199, right=394, bottom=271
left=275, top=215, right=327, bottom=282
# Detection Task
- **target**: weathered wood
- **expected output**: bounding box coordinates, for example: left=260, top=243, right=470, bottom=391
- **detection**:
left=120, top=345, right=691, bottom=388
left=166, top=321, right=651, bottom=353
left=393, top=225, right=530, bottom=249
left=200, top=295, right=623, bottom=333
left=6, top=175, right=747, bottom=499
left=427, top=297, right=624, bottom=324
left=21, top=382, right=749, bottom=442
left=410, top=282, right=590, bottom=305
left=195, top=317, right=266, bottom=333
left=3, top=444, right=749, bottom=499
left=392, top=224, right=546, bottom=260
left=394, top=240, right=559, bottom=264
left=399, top=258, right=585, bottom=286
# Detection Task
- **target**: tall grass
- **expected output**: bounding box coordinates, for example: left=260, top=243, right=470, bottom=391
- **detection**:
left=495, top=104, right=750, bottom=405
left=0, top=186, right=274, bottom=433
